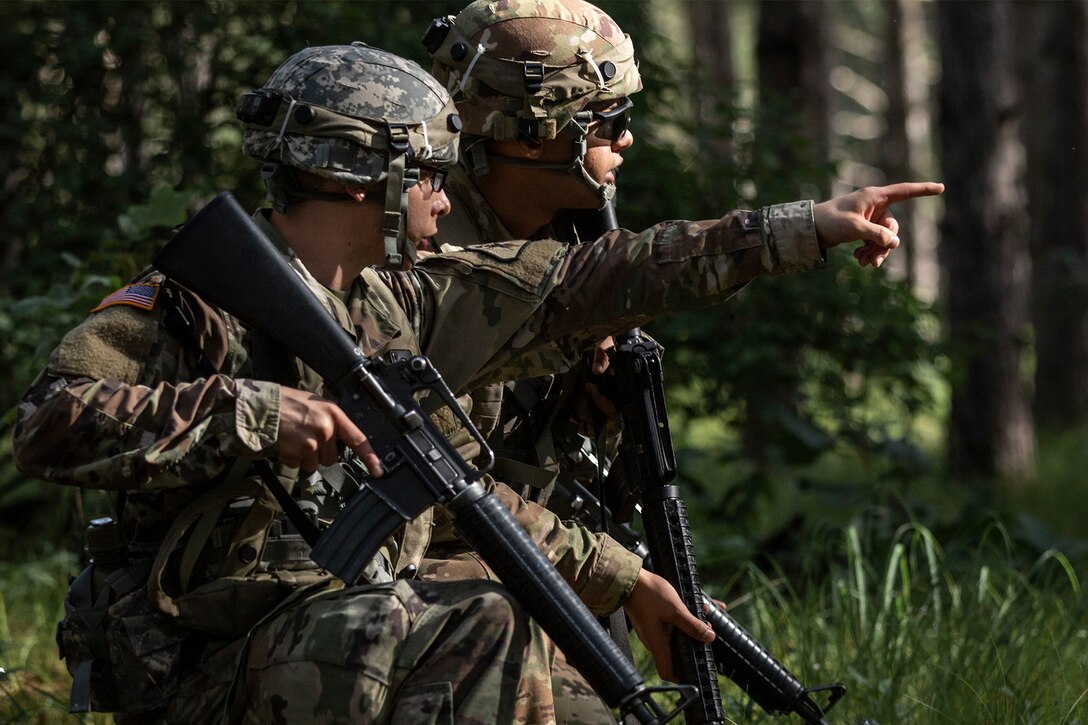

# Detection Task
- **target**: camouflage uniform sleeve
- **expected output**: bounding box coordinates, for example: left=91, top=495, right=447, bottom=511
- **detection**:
left=413, top=201, right=821, bottom=391
left=12, top=293, right=281, bottom=490
left=487, top=477, right=642, bottom=615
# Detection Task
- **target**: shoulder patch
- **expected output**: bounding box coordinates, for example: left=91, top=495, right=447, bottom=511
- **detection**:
left=51, top=304, right=160, bottom=384
left=91, top=282, right=161, bottom=313
left=420, top=239, right=565, bottom=296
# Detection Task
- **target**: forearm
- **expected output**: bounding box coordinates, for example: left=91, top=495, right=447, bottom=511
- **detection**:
left=414, top=203, right=822, bottom=392
left=488, top=479, right=642, bottom=615
left=13, top=372, right=279, bottom=490
left=540, top=201, right=822, bottom=342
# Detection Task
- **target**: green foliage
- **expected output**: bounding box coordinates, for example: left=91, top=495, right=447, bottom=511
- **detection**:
left=116, top=184, right=198, bottom=242
left=0, top=548, right=111, bottom=724
left=0, top=3, right=1081, bottom=721
left=823, top=521, right=1086, bottom=723
left=628, top=519, right=1087, bottom=724
left=613, top=38, right=944, bottom=556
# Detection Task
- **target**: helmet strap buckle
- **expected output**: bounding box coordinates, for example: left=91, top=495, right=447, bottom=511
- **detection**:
left=380, top=153, right=414, bottom=269
left=260, top=162, right=290, bottom=214
left=523, top=63, right=545, bottom=94
left=386, top=123, right=411, bottom=155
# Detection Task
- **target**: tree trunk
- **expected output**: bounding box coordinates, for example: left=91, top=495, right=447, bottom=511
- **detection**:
left=685, top=0, right=735, bottom=168
left=757, top=0, right=831, bottom=197
left=1019, top=0, right=1088, bottom=430
left=937, top=0, right=1036, bottom=482
left=743, top=0, right=834, bottom=461
left=688, top=0, right=734, bottom=116
left=881, top=0, right=940, bottom=302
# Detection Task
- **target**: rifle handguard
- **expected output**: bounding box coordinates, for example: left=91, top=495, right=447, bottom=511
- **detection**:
left=703, top=596, right=845, bottom=724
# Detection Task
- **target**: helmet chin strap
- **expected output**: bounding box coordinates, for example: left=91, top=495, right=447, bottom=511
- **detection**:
left=379, top=155, right=419, bottom=270
left=568, top=141, right=616, bottom=208
left=477, top=134, right=616, bottom=209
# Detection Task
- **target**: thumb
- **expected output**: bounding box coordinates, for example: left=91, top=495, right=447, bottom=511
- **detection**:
left=674, top=608, right=715, bottom=643
left=859, top=221, right=901, bottom=249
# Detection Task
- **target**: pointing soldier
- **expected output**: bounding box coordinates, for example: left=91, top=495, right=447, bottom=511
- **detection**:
left=13, top=42, right=713, bottom=724
left=421, top=0, right=938, bottom=516
left=418, top=0, right=943, bottom=718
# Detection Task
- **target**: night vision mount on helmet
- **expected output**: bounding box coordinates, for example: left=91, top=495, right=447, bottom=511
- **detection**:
left=239, top=42, right=462, bottom=268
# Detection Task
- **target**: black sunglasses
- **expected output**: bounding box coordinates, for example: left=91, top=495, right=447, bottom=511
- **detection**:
left=589, top=97, right=633, bottom=143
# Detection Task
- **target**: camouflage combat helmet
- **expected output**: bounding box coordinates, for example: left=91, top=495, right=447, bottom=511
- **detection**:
left=424, top=0, right=641, bottom=205
left=239, top=43, right=462, bottom=268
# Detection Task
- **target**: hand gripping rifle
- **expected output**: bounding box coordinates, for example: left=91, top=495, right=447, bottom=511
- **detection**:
left=153, top=192, right=693, bottom=724
left=562, top=201, right=848, bottom=724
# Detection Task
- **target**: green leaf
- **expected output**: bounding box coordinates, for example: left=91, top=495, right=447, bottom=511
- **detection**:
left=116, top=185, right=198, bottom=241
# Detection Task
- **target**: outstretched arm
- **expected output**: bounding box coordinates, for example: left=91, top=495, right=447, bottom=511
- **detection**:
left=814, top=182, right=945, bottom=267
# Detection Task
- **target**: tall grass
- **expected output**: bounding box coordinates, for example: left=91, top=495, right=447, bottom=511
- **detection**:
left=699, top=522, right=1087, bottom=724
left=2, top=527, right=1084, bottom=724
left=624, top=518, right=1086, bottom=724
left=0, top=548, right=109, bottom=725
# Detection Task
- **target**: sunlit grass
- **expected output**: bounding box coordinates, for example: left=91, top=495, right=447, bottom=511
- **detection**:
left=652, top=521, right=1088, bottom=724
left=2, top=525, right=1085, bottom=724
left=5, top=424, right=1088, bottom=725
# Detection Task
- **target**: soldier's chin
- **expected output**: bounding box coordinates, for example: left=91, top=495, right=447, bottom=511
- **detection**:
left=413, top=236, right=440, bottom=254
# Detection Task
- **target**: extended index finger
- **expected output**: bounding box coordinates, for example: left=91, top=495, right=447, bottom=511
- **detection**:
left=330, top=406, right=384, bottom=477
left=879, top=181, right=945, bottom=204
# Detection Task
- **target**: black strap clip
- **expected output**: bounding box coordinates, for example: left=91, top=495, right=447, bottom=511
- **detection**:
left=523, top=62, right=545, bottom=94
left=386, top=123, right=411, bottom=156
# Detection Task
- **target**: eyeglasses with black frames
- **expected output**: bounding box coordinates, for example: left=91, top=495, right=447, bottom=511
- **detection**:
left=415, top=164, right=448, bottom=193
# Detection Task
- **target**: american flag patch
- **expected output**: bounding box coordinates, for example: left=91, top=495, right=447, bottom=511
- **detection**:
left=91, top=282, right=161, bottom=313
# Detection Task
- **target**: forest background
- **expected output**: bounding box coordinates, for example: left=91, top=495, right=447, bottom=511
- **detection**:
left=0, top=0, right=1086, bottom=723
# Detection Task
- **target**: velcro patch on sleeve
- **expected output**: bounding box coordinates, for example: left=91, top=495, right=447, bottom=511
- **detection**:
left=91, top=282, right=161, bottom=313
left=51, top=305, right=159, bottom=384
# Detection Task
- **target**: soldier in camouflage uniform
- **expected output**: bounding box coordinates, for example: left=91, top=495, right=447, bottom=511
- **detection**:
left=420, top=0, right=943, bottom=718
left=12, top=41, right=719, bottom=724
left=422, top=0, right=922, bottom=509
left=422, top=0, right=640, bottom=509
left=11, top=43, right=550, bottom=724
left=13, top=34, right=941, bottom=725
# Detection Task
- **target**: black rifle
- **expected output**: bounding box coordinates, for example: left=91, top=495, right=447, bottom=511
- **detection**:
left=153, top=192, right=693, bottom=725
left=560, top=202, right=723, bottom=723
left=547, top=474, right=848, bottom=724
left=600, top=331, right=847, bottom=724
left=561, top=201, right=847, bottom=724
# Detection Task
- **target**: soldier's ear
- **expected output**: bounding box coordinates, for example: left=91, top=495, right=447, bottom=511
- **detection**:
left=490, top=138, right=544, bottom=161
left=516, top=138, right=545, bottom=160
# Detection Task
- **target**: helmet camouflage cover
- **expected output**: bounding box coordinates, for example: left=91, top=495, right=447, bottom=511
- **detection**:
left=241, top=42, right=460, bottom=188
left=425, top=0, right=642, bottom=142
